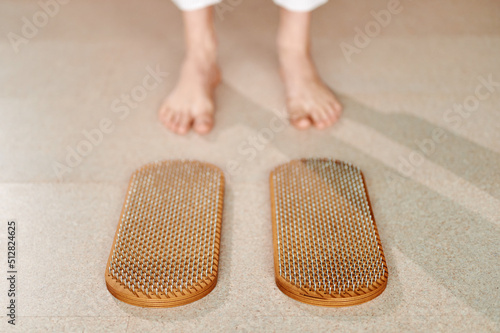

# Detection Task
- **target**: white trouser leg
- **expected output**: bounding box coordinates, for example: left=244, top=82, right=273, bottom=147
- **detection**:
left=171, top=0, right=327, bottom=12
left=171, top=0, right=222, bottom=11
left=273, top=0, right=328, bottom=12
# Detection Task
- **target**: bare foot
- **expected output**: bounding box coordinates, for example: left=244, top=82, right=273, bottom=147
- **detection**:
left=158, top=52, right=220, bottom=135
left=279, top=49, right=342, bottom=130
left=277, top=8, right=342, bottom=130
left=158, top=7, right=220, bottom=135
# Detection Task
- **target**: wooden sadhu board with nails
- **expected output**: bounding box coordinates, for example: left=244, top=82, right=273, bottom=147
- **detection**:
left=105, top=160, right=224, bottom=307
left=270, top=159, right=388, bottom=306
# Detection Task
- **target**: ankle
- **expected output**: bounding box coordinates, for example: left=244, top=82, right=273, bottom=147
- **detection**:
left=278, top=47, right=316, bottom=81
left=277, top=38, right=313, bottom=68
left=278, top=45, right=310, bottom=63
left=185, top=39, right=217, bottom=64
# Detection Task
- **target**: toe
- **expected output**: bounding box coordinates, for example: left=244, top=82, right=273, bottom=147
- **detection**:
left=176, top=113, right=192, bottom=135
left=288, top=105, right=312, bottom=130
left=158, top=102, right=171, bottom=124
left=310, top=108, right=329, bottom=129
left=160, top=107, right=176, bottom=131
left=321, top=107, right=336, bottom=128
left=324, top=104, right=339, bottom=125
left=169, top=112, right=182, bottom=133
left=330, top=97, right=343, bottom=114
left=291, top=116, right=312, bottom=129
left=193, top=114, right=214, bottom=134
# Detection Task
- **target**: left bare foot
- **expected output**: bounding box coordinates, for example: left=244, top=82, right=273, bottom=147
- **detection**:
left=279, top=48, right=342, bottom=130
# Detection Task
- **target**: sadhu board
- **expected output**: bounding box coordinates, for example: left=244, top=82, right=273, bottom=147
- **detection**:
left=105, top=160, right=224, bottom=307
left=269, top=159, right=388, bottom=306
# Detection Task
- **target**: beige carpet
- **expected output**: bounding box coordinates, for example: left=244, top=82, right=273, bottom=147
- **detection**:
left=1, top=0, right=499, bottom=331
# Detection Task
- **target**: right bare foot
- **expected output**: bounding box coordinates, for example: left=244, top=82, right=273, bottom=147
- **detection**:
left=158, top=8, right=220, bottom=135
left=158, top=52, right=220, bottom=135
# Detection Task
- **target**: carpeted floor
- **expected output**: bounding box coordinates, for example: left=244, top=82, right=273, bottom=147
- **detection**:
left=0, top=0, right=499, bottom=331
